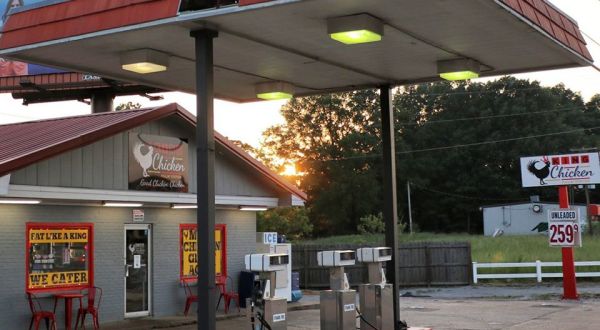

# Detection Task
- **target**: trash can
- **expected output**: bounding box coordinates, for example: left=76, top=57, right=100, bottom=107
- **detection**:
left=291, top=271, right=303, bottom=302
left=238, top=271, right=256, bottom=308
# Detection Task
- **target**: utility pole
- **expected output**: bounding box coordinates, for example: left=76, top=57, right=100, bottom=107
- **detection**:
left=407, top=181, right=413, bottom=234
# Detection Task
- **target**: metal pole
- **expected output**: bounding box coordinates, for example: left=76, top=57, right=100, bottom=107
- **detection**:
left=559, top=185, right=578, bottom=299
left=380, top=85, right=402, bottom=329
left=407, top=181, right=413, bottom=234
left=191, top=29, right=218, bottom=330
left=585, top=185, right=593, bottom=235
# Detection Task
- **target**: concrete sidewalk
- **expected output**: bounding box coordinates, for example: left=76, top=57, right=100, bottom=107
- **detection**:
left=102, top=284, right=600, bottom=329
left=102, top=296, right=320, bottom=330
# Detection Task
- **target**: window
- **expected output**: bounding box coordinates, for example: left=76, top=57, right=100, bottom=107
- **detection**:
left=180, top=224, right=227, bottom=281
left=26, top=223, right=94, bottom=292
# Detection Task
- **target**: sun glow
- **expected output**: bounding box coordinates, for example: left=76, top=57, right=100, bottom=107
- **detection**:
left=281, top=164, right=298, bottom=176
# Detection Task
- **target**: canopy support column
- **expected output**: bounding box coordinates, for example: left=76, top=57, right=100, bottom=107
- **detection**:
left=380, top=85, right=402, bottom=329
left=191, top=28, right=218, bottom=330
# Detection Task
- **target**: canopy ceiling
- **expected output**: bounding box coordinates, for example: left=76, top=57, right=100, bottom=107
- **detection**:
left=0, top=0, right=593, bottom=102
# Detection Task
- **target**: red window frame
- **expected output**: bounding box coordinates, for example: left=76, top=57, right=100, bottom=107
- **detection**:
left=25, top=222, right=94, bottom=293
left=179, top=223, right=227, bottom=282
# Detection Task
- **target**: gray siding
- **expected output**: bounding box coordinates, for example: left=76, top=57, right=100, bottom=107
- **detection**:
left=10, top=116, right=276, bottom=198
left=0, top=204, right=256, bottom=329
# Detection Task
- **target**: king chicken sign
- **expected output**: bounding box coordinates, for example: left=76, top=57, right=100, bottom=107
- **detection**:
left=520, top=152, right=600, bottom=187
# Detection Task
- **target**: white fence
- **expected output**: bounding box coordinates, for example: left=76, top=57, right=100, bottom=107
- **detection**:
left=472, top=261, right=600, bottom=283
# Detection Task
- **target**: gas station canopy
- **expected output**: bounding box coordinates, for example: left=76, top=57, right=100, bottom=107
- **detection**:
left=0, top=0, right=593, bottom=102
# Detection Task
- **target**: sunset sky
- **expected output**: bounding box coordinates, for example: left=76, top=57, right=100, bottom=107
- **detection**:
left=0, top=0, right=598, bottom=148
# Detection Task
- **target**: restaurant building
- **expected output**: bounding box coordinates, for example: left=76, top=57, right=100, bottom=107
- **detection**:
left=0, top=103, right=306, bottom=328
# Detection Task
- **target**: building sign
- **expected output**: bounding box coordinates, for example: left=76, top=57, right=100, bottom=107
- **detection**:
left=520, top=153, right=600, bottom=188
left=1, top=0, right=65, bottom=77
left=548, top=210, right=582, bottom=247
left=129, top=133, right=189, bottom=192
left=26, top=223, right=93, bottom=291
left=180, top=224, right=227, bottom=280
left=132, top=209, right=144, bottom=222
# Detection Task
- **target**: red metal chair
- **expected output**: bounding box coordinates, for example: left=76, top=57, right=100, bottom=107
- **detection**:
left=216, top=276, right=240, bottom=314
left=27, top=292, right=57, bottom=330
left=182, top=279, right=198, bottom=316
left=74, top=287, right=102, bottom=330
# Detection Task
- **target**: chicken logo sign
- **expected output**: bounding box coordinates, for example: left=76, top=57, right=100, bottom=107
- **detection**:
left=520, top=153, right=600, bottom=188
left=129, top=133, right=189, bottom=192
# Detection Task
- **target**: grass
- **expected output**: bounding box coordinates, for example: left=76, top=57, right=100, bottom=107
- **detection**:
left=296, top=232, right=600, bottom=263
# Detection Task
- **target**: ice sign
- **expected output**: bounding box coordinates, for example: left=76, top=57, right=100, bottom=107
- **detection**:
left=257, top=232, right=277, bottom=244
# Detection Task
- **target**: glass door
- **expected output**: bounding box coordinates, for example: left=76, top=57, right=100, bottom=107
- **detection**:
left=124, top=224, right=151, bottom=317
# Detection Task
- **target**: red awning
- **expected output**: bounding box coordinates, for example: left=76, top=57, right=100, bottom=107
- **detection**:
left=0, top=0, right=593, bottom=102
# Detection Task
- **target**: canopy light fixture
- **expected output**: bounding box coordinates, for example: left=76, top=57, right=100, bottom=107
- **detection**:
left=103, top=202, right=143, bottom=207
left=327, top=14, right=384, bottom=45
left=171, top=204, right=197, bottom=209
left=239, top=205, right=269, bottom=212
left=121, top=49, right=169, bottom=74
left=437, top=58, right=481, bottom=81
left=0, top=199, right=40, bottom=204
left=255, top=81, right=294, bottom=100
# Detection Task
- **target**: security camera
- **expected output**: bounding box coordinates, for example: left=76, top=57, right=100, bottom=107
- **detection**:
left=356, top=247, right=392, bottom=263
left=317, top=250, right=355, bottom=267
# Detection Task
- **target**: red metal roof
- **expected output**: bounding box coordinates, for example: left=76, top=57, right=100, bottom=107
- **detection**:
left=0, top=0, right=181, bottom=49
left=0, top=103, right=306, bottom=200
left=500, top=0, right=592, bottom=61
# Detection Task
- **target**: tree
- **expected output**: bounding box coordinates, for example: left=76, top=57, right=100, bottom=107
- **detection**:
left=260, top=90, right=384, bottom=235
left=395, top=77, right=597, bottom=232
left=115, top=101, right=142, bottom=111
left=260, top=78, right=598, bottom=235
left=257, top=207, right=313, bottom=240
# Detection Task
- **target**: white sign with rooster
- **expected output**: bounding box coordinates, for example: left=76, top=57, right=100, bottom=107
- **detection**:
left=128, top=133, right=189, bottom=192
left=520, top=153, right=600, bottom=188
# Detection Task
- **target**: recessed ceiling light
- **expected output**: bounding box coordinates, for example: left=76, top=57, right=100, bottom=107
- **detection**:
left=328, top=14, right=384, bottom=45
left=103, top=202, right=143, bottom=207
left=239, top=205, right=268, bottom=211
left=0, top=199, right=41, bottom=204
left=437, top=58, right=481, bottom=81
left=255, top=81, right=294, bottom=100
left=121, top=49, right=169, bottom=74
left=171, top=204, right=197, bottom=209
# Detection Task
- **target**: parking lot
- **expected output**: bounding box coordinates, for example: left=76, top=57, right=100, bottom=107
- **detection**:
left=191, top=284, right=600, bottom=330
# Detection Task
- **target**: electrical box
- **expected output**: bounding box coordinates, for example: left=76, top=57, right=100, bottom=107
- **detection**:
left=320, top=290, right=356, bottom=330
left=359, top=284, right=394, bottom=330
left=245, top=253, right=289, bottom=272
left=317, top=250, right=355, bottom=267
left=356, top=247, right=392, bottom=263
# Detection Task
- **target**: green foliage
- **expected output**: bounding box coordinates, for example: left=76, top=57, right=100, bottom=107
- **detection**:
left=357, top=213, right=385, bottom=235
left=257, top=207, right=313, bottom=240
left=259, top=77, right=600, bottom=235
left=260, top=90, right=383, bottom=235
left=115, top=101, right=142, bottom=111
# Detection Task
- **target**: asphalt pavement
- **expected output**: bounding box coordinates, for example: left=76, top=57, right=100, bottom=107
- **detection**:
left=105, top=283, right=600, bottom=330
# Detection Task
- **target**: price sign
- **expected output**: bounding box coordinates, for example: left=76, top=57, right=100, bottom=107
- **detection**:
left=548, top=210, right=582, bottom=247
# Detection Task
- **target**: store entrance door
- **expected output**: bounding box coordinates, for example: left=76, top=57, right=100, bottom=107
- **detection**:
left=124, top=224, right=152, bottom=317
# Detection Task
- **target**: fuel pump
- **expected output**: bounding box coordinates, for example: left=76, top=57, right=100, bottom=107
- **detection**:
left=244, top=253, right=289, bottom=330
left=356, top=247, right=393, bottom=330
left=317, top=250, right=357, bottom=330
